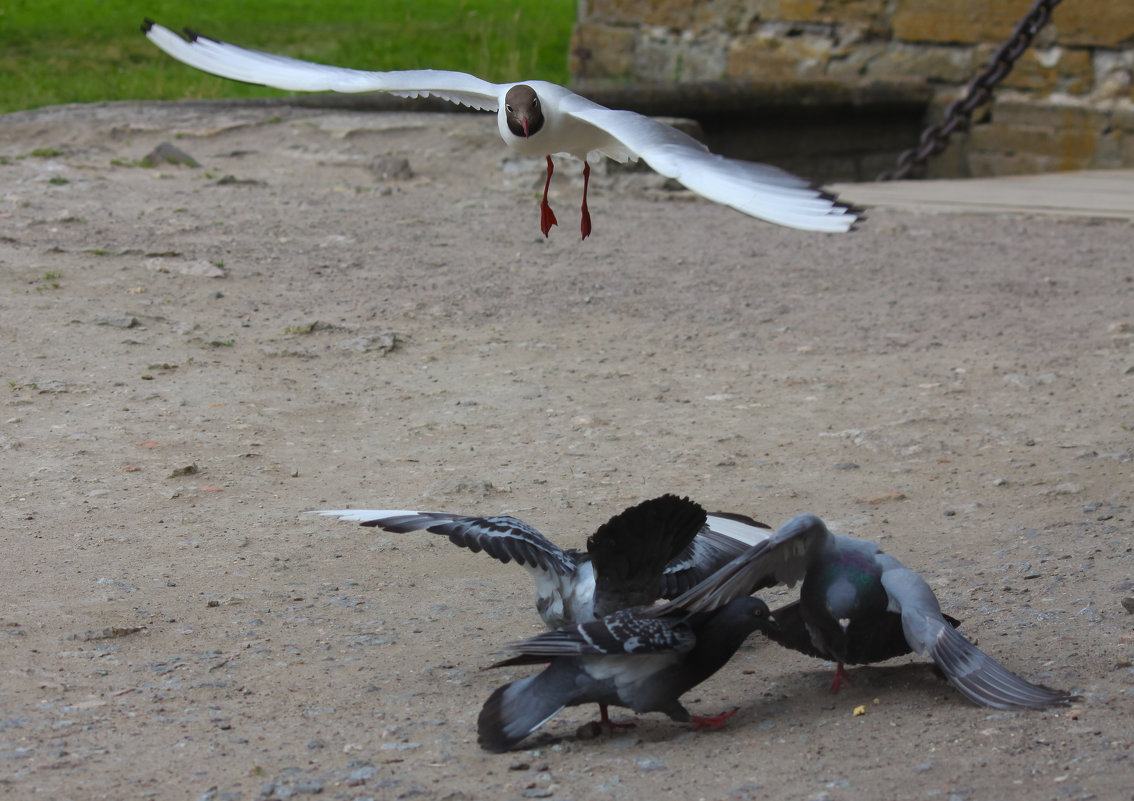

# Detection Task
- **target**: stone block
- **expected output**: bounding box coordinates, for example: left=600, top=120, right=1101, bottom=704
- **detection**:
left=860, top=43, right=989, bottom=84
left=893, top=0, right=1038, bottom=44
left=632, top=29, right=730, bottom=82
left=1047, top=5, right=1134, bottom=48
left=725, top=31, right=833, bottom=80
left=570, top=23, right=636, bottom=80
left=751, top=0, right=889, bottom=26
left=1000, top=47, right=1093, bottom=95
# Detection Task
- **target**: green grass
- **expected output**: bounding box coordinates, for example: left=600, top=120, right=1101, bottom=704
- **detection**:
left=1, top=0, right=575, bottom=113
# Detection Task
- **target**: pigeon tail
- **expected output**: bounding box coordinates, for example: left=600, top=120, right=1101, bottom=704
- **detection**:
left=477, top=665, right=579, bottom=752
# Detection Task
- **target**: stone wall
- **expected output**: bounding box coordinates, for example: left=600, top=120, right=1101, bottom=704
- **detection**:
left=570, top=1, right=1134, bottom=177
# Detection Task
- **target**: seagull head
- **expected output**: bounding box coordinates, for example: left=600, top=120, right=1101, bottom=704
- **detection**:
left=504, top=85, right=544, bottom=139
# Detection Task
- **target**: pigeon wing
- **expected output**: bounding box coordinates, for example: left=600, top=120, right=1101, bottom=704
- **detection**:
left=489, top=609, right=695, bottom=667
left=658, top=512, right=773, bottom=598
left=880, top=560, right=1075, bottom=710
left=649, top=513, right=832, bottom=617
left=311, top=509, right=577, bottom=576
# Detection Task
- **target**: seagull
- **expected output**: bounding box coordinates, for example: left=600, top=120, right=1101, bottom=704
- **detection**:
left=477, top=595, right=775, bottom=751
left=142, top=20, right=859, bottom=239
left=649, top=513, right=1076, bottom=710
left=312, top=496, right=771, bottom=629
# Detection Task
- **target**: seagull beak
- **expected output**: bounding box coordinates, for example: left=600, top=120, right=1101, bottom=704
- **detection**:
left=521, top=117, right=531, bottom=138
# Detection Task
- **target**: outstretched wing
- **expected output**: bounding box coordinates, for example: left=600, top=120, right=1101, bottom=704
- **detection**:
left=143, top=21, right=501, bottom=110
left=558, top=94, right=858, bottom=233
left=587, top=494, right=706, bottom=616
left=311, top=509, right=577, bottom=576
left=880, top=559, right=1075, bottom=710
left=649, top=513, right=833, bottom=617
left=658, top=511, right=772, bottom=598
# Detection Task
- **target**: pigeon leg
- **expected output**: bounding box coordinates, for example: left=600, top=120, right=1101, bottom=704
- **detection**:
left=579, top=161, right=592, bottom=240
left=540, top=155, right=558, bottom=237
left=691, top=708, right=737, bottom=731
left=598, top=703, right=635, bottom=730
left=829, top=662, right=852, bottom=693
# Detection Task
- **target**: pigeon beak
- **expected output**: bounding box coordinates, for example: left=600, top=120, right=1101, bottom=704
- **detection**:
left=837, top=617, right=851, bottom=632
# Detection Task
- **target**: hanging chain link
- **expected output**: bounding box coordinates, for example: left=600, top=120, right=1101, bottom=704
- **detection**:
left=877, top=0, right=1064, bottom=181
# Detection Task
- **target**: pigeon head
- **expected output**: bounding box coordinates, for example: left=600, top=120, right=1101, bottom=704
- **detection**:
left=504, top=85, right=544, bottom=138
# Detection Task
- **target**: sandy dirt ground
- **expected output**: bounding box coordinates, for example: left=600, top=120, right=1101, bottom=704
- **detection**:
left=1, top=100, right=1132, bottom=801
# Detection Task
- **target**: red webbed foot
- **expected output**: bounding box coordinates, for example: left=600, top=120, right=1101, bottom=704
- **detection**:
left=829, top=662, right=852, bottom=693
left=691, top=708, right=738, bottom=731
left=540, top=154, right=558, bottom=237
left=579, top=161, right=592, bottom=240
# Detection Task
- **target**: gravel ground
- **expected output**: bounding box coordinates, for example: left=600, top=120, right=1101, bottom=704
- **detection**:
left=0, top=100, right=1132, bottom=801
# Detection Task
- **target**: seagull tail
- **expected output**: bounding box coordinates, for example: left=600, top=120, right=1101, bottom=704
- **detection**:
left=477, top=668, right=575, bottom=752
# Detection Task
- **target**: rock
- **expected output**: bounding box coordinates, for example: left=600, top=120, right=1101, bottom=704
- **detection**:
left=370, top=156, right=414, bottom=181
left=141, top=141, right=200, bottom=167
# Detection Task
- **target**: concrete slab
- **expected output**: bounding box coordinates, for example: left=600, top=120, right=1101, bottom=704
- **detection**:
left=833, top=169, right=1134, bottom=221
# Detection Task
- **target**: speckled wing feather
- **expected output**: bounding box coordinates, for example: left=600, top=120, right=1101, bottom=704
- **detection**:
left=490, top=607, right=697, bottom=667
left=312, top=509, right=578, bottom=576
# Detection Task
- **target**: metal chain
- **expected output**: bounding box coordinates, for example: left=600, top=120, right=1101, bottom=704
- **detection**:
left=877, top=0, right=1063, bottom=181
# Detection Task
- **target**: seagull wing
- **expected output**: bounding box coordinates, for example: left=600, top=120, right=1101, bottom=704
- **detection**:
left=143, top=21, right=502, bottom=110
left=558, top=94, right=858, bottom=233
left=311, top=509, right=578, bottom=576
left=879, top=558, right=1075, bottom=710
left=648, top=513, right=832, bottom=617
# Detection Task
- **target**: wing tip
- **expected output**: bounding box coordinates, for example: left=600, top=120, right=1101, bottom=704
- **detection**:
left=141, top=18, right=155, bottom=34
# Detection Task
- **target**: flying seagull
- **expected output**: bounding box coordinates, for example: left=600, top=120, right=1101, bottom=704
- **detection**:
left=477, top=595, right=775, bottom=751
left=142, top=20, right=859, bottom=239
left=312, top=496, right=771, bottom=629
left=649, top=513, right=1076, bottom=710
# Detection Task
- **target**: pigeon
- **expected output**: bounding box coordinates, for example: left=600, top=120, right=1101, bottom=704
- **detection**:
left=142, top=20, right=859, bottom=239
left=650, top=513, right=1076, bottom=710
left=312, top=496, right=771, bottom=629
left=477, top=595, right=775, bottom=751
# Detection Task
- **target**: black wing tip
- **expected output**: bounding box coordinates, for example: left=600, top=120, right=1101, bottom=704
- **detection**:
left=183, top=27, right=201, bottom=43
left=141, top=18, right=155, bottom=34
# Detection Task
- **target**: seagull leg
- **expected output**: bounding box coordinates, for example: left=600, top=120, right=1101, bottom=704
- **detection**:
left=598, top=703, right=635, bottom=730
left=540, top=155, right=558, bottom=237
left=579, top=161, right=592, bottom=240
left=691, top=708, right=737, bottom=731
left=829, top=662, right=852, bottom=693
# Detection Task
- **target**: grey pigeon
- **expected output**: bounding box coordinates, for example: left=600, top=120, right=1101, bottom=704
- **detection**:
left=477, top=595, right=776, bottom=751
left=312, top=497, right=770, bottom=628
left=652, top=514, right=1076, bottom=710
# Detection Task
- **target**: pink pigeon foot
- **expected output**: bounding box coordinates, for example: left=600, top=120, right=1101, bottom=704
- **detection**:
left=691, top=708, right=738, bottom=731
left=829, top=662, right=852, bottom=693
left=540, top=155, right=558, bottom=237
left=580, top=161, right=592, bottom=240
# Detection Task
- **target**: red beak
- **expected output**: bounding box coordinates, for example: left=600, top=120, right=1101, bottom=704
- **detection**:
left=521, top=118, right=531, bottom=138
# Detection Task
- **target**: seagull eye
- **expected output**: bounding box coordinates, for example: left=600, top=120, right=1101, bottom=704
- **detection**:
left=505, top=104, right=512, bottom=113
